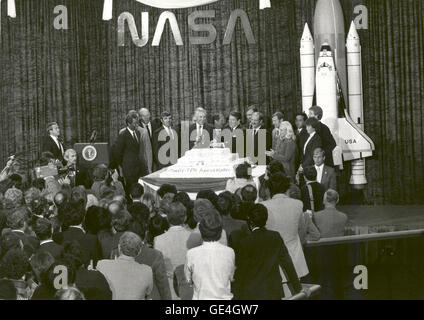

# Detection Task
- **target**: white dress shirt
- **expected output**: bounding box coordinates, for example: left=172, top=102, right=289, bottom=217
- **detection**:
left=185, top=241, right=235, bottom=300
left=303, top=131, right=316, bottom=154
left=50, top=134, right=64, bottom=155
left=196, top=123, right=203, bottom=136
left=163, top=125, right=174, bottom=140
left=127, top=127, right=138, bottom=142
left=315, top=163, right=325, bottom=183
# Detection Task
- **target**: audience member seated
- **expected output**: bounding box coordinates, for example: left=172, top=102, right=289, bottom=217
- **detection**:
left=28, top=251, right=54, bottom=288
left=134, top=214, right=171, bottom=300
left=184, top=208, right=235, bottom=300
left=154, top=202, right=192, bottom=299
left=33, top=217, right=64, bottom=259
left=301, top=166, right=325, bottom=213
left=173, top=191, right=196, bottom=230
left=262, top=173, right=309, bottom=280
left=0, top=249, right=32, bottom=299
left=313, top=189, right=348, bottom=238
left=102, top=210, right=132, bottom=259
left=62, top=241, right=112, bottom=300
left=216, top=192, right=249, bottom=243
left=186, top=199, right=227, bottom=249
left=96, top=232, right=153, bottom=300
left=313, top=148, right=337, bottom=191
left=225, top=162, right=256, bottom=194
left=56, top=202, right=102, bottom=266
left=31, top=259, right=76, bottom=300
left=233, top=204, right=304, bottom=300
left=7, top=207, right=40, bottom=254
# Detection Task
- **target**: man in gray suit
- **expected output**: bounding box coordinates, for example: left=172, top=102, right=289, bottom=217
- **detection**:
left=261, top=173, right=309, bottom=280
left=313, top=148, right=337, bottom=191
left=313, top=189, right=348, bottom=238
left=96, top=232, right=153, bottom=300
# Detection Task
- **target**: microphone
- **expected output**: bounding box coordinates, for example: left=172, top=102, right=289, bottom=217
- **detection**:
left=90, top=130, right=97, bottom=143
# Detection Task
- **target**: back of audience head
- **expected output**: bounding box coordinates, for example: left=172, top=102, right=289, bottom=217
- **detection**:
left=324, top=189, right=339, bottom=207
left=199, top=208, right=223, bottom=242
left=167, top=202, right=187, bottom=226
left=303, top=166, right=317, bottom=182
left=108, top=200, right=124, bottom=216
left=71, top=186, right=87, bottom=209
left=118, top=232, right=143, bottom=257
left=216, top=192, right=233, bottom=216
left=0, top=249, right=31, bottom=280
left=29, top=251, right=55, bottom=283
left=240, top=184, right=257, bottom=203
left=267, top=173, right=291, bottom=197
left=247, top=203, right=268, bottom=229
left=59, top=201, right=85, bottom=229
left=148, top=214, right=169, bottom=243
left=4, top=187, right=24, bottom=210
left=33, top=217, right=53, bottom=241
left=7, top=206, right=31, bottom=231
left=157, top=184, right=177, bottom=200
left=111, top=210, right=131, bottom=233
left=267, top=160, right=285, bottom=176
left=55, top=287, right=85, bottom=300
left=235, top=162, right=252, bottom=180
left=173, top=191, right=196, bottom=229
left=193, top=198, right=214, bottom=224
left=196, top=190, right=219, bottom=210
left=0, top=232, right=23, bottom=258
left=53, top=191, right=68, bottom=209
left=130, top=183, right=144, bottom=201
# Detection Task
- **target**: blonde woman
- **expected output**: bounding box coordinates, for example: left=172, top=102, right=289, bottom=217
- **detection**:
left=266, top=121, right=297, bottom=180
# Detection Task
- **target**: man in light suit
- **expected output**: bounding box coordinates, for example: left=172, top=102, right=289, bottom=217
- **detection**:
left=188, top=108, right=214, bottom=150
left=96, top=232, right=153, bottom=300
left=313, top=189, right=348, bottom=238
left=261, top=173, right=309, bottom=280
left=313, top=148, right=337, bottom=191
left=152, top=111, right=178, bottom=171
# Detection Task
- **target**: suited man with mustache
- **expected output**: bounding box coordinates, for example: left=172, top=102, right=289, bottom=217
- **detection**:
left=313, top=147, right=337, bottom=191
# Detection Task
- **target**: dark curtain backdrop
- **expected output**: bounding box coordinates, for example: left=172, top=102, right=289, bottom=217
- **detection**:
left=0, top=0, right=423, bottom=204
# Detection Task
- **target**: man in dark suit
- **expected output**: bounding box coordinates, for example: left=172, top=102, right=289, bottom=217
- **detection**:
left=222, top=111, right=245, bottom=157
left=188, top=108, right=214, bottom=150
left=247, top=112, right=272, bottom=165
left=295, top=113, right=309, bottom=166
left=301, top=166, right=326, bottom=213
left=41, top=122, right=64, bottom=163
left=308, top=106, right=337, bottom=167
left=234, top=203, right=305, bottom=300
left=301, top=117, right=322, bottom=168
left=33, top=217, right=63, bottom=259
left=152, top=111, right=178, bottom=171
left=56, top=202, right=102, bottom=266
left=111, top=110, right=143, bottom=195
left=313, top=147, right=337, bottom=191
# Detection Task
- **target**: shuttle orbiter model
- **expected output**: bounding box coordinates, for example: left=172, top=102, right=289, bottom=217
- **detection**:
left=300, top=0, right=375, bottom=189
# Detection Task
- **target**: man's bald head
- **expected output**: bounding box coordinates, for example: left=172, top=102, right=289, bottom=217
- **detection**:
left=139, top=108, right=151, bottom=124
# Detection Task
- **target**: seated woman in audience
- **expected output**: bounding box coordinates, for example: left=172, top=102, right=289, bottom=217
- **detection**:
left=225, top=162, right=256, bottom=194
left=184, top=208, right=235, bottom=300
left=266, top=121, right=297, bottom=181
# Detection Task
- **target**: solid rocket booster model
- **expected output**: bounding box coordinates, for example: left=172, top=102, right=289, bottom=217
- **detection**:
left=300, top=0, right=375, bottom=189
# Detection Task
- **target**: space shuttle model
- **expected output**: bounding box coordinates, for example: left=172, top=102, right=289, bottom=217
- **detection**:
left=300, top=0, right=375, bottom=189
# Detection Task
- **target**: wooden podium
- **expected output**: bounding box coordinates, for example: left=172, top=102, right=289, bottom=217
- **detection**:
left=74, top=142, right=110, bottom=171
